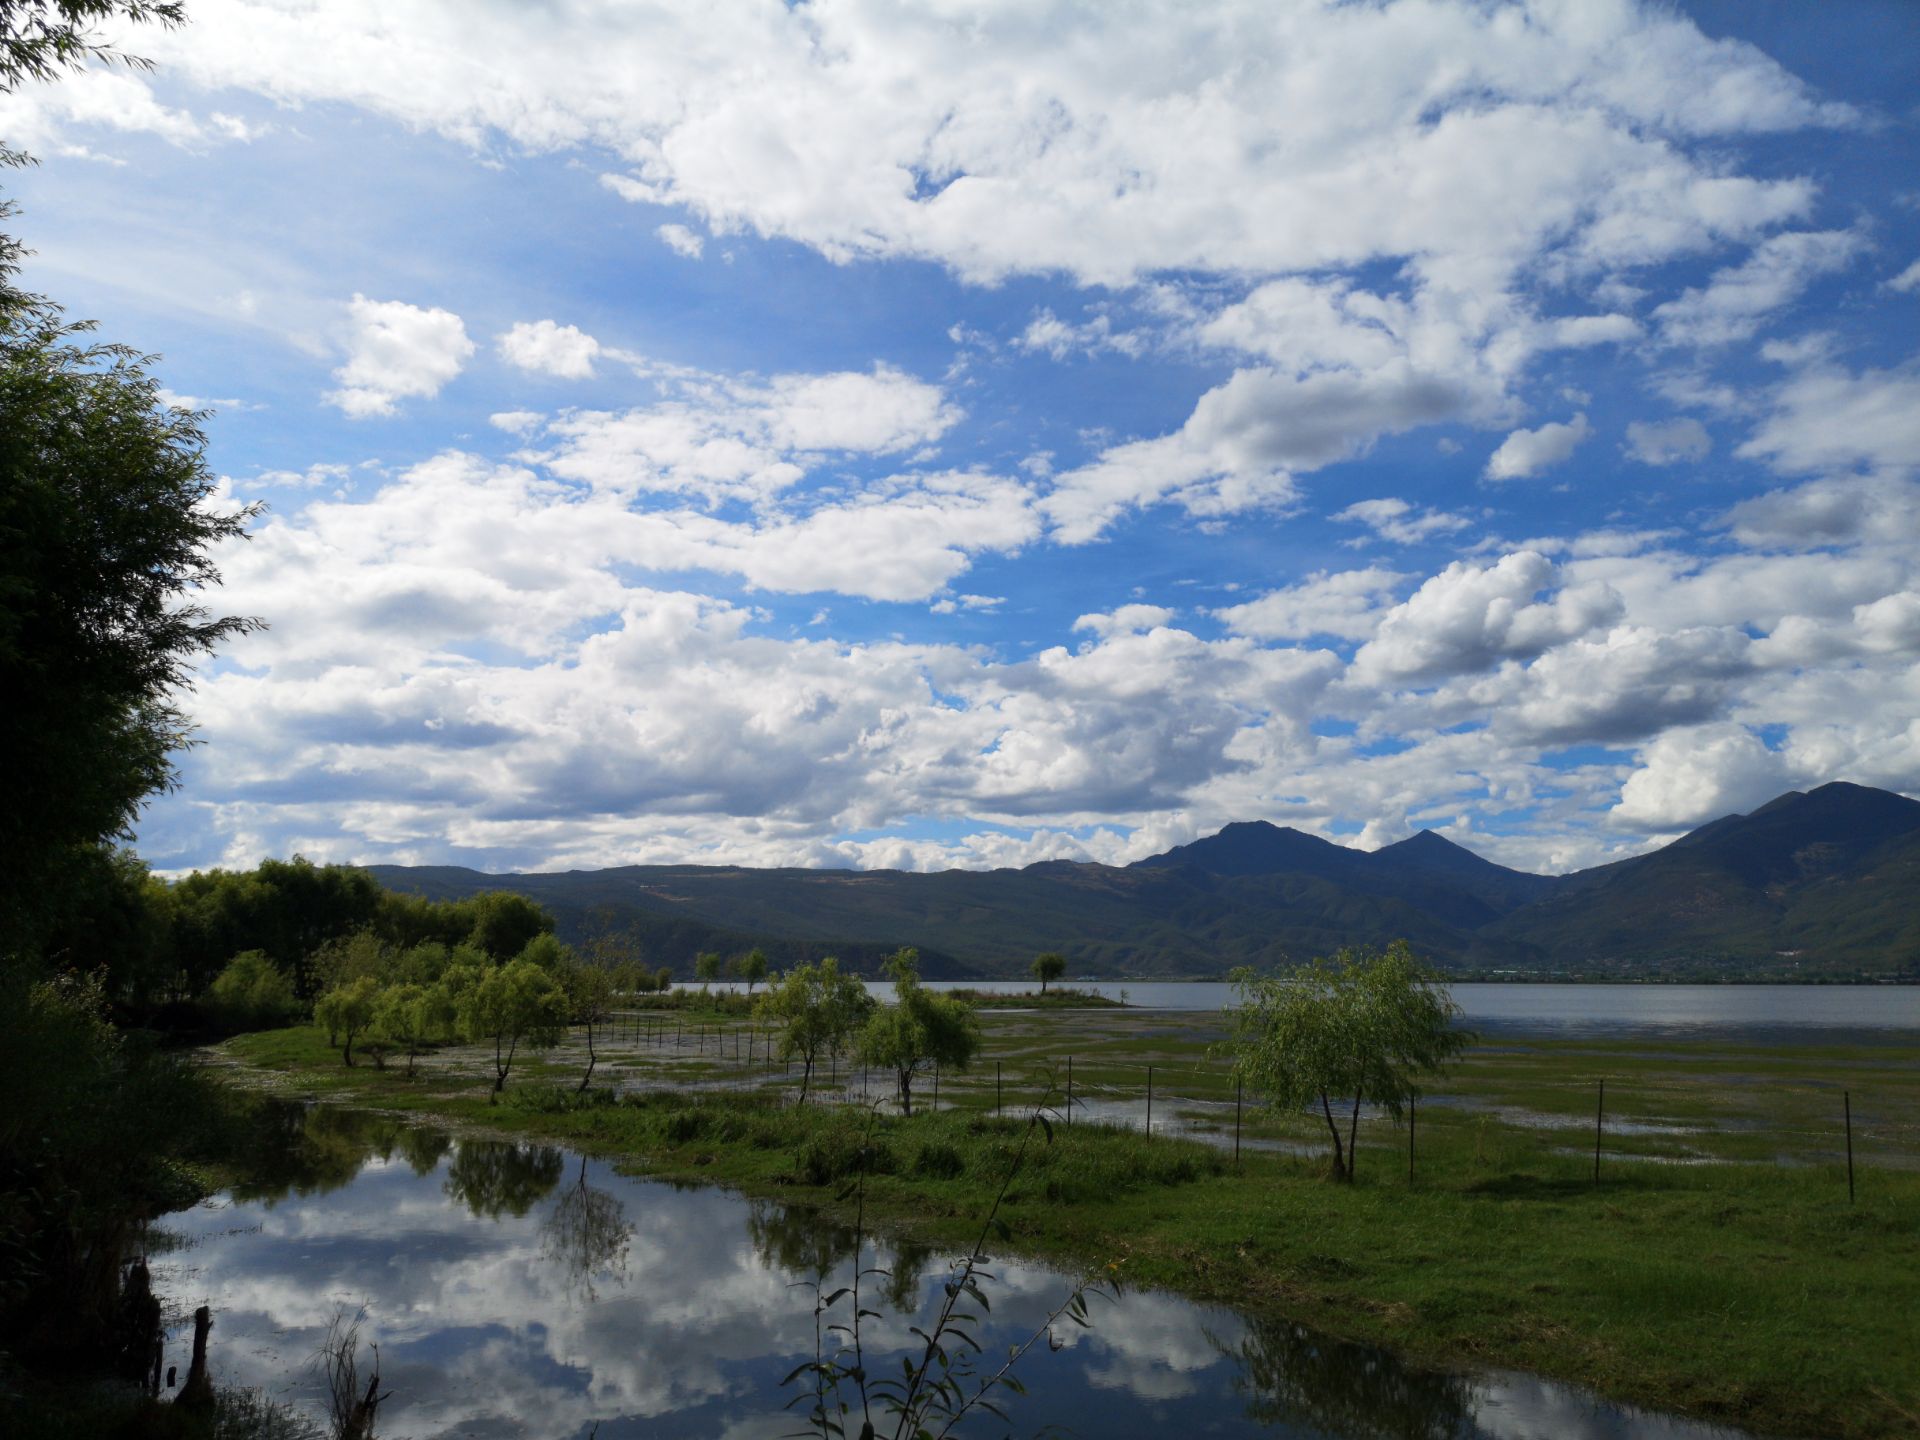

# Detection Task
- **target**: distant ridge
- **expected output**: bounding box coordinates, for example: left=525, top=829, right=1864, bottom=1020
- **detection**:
left=367, top=782, right=1920, bottom=980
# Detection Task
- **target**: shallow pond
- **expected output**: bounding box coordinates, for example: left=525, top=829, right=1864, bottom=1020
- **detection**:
left=150, top=1105, right=1772, bottom=1439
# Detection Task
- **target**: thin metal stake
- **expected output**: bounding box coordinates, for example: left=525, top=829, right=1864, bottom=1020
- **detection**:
left=1146, top=1064, right=1153, bottom=1136
left=1067, top=1056, right=1074, bottom=1126
left=1845, top=1090, right=1855, bottom=1204
left=1593, top=1078, right=1605, bottom=1184
left=997, top=1061, right=1003, bottom=1118
left=1234, top=1077, right=1243, bottom=1167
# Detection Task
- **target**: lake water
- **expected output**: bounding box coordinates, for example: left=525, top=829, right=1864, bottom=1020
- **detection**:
left=685, top=980, right=1920, bottom=1039
left=152, top=1106, right=1765, bottom=1439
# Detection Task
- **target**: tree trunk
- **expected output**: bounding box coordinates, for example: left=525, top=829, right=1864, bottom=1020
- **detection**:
left=577, top=1020, right=597, bottom=1093
left=343, top=1029, right=355, bottom=1067
left=1347, top=1086, right=1363, bottom=1182
left=899, top=1068, right=914, bottom=1117
left=798, top=1053, right=813, bottom=1105
left=1319, top=1090, right=1348, bottom=1181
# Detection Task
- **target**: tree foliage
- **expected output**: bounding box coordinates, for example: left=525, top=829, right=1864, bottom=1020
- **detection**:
left=1222, top=940, right=1468, bottom=1181
left=206, top=950, right=300, bottom=1030
left=754, top=955, right=874, bottom=1104
left=314, top=975, right=380, bottom=1067
left=733, top=946, right=769, bottom=995
left=0, top=2, right=185, bottom=95
left=457, top=956, right=567, bottom=1096
left=0, top=309, right=262, bottom=948
left=857, top=948, right=980, bottom=1117
left=1031, top=951, right=1067, bottom=995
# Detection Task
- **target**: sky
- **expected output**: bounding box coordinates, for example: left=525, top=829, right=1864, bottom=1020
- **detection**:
left=5, top=0, right=1919, bottom=878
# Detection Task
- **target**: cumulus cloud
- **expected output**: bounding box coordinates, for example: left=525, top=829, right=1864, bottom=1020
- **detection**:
left=1624, top=417, right=1711, bottom=466
left=1888, top=259, right=1920, bottom=294
left=1354, top=552, right=1622, bottom=683
left=1484, top=414, right=1592, bottom=481
left=498, top=319, right=603, bottom=379
left=1722, top=475, right=1920, bottom=549
left=1072, top=605, right=1175, bottom=639
left=1613, top=725, right=1791, bottom=830
left=325, top=295, right=474, bottom=417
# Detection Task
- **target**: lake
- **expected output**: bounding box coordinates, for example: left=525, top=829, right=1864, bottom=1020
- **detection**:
left=684, top=980, right=1920, bottom=1038
left=152, top=1105, right=1766, bottom=1439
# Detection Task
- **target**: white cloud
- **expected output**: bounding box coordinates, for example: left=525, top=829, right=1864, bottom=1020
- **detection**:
left=1721, top=474, right=1920, bottom=550
left=655, top=222, right=705, bottom=258
left=1333, top=497, right=1470, bottom=546
left=1624, top=417, right=1711, bottom=466
left=498, top=319, right=603, bottom=379
left=544, top=364, right=960, bottom=506
left=1484, top=414, right=1592, bottom=481
left=1072, top=605, right=1175, bottom=639
left=1015, top=308, right=1145, bottom=360
left=489, top=409, right=545, bottom=436
left=1888, top=259, right=1920, bottom=294
left=1736, top=362, right=1920, bottom=476
left=325, top=295, right=474, bottom=418
left=1612, top=724, right=1790, bottom=830
left=1652, top=228, right=1861, bottom=346
left=1353, top=551, right=1622, bottom=683
left=1214, top=568, right=1406, bottom=641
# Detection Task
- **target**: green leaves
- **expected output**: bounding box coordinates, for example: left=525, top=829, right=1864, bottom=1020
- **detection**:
left=1223, top=940, right=1469, bottom=1173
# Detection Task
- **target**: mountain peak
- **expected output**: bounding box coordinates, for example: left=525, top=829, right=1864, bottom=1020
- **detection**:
left=1134, top=820, right=1358, bottom=878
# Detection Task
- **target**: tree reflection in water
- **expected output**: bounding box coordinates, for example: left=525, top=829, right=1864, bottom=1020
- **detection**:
left=1222, top=1315, right=1475, bottom=1439
left=746, top=1200, right=931, bottom=1313
left=227, top=1102, right=430, bottom=1204
left=538, top=1157, right=635, bottom=1300
left=442, top=1138, right=565, bottom=1220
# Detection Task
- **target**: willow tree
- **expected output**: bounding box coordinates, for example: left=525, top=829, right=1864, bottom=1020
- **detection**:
left=1222, top=941, right=1467, bottom=1182
left=458, top=958, right=568, bottom=1096
left=857, top=948, right=980, bottom=1117
left=755, top=955, right=873, bottom=1104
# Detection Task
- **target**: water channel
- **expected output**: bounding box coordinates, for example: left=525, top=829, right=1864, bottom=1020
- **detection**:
left=152, top=1104, right=1769, bottom=1439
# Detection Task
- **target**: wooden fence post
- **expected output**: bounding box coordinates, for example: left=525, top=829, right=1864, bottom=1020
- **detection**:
left=1234, top=1077, right=1242, bottom=1167
left=1593, top=1078, right=1605, bottom=1184
left=1146, top=1064, right=1153, bottom=1136
left=1845, top=1090, right=1855, bottom=1204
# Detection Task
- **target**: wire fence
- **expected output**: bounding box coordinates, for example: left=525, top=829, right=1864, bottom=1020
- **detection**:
left=580, top=1010, right=1905, bottom=1196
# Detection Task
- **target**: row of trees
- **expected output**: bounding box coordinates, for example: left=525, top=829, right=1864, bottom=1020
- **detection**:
left=299, top=930, right=678, bottom=1094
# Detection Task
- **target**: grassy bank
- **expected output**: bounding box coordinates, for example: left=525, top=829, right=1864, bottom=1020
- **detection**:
left=220, top=1019, right=1920, bottom=1439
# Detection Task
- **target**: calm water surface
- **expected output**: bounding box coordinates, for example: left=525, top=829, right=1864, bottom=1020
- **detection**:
left=914, top=982, right=1920, bottom=1037
left=152, top=1106, right=1766, bottom=1439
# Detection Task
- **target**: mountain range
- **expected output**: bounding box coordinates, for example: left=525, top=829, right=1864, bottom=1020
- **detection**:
left=368, top=782, right=1920, bottom=980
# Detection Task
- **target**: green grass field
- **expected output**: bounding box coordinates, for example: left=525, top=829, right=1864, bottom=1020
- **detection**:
left=220, top=1008, right=1920, bottom=1439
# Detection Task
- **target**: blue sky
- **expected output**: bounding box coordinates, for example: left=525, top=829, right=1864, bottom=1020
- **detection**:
left=6, top=0, right=1918, bottom=876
